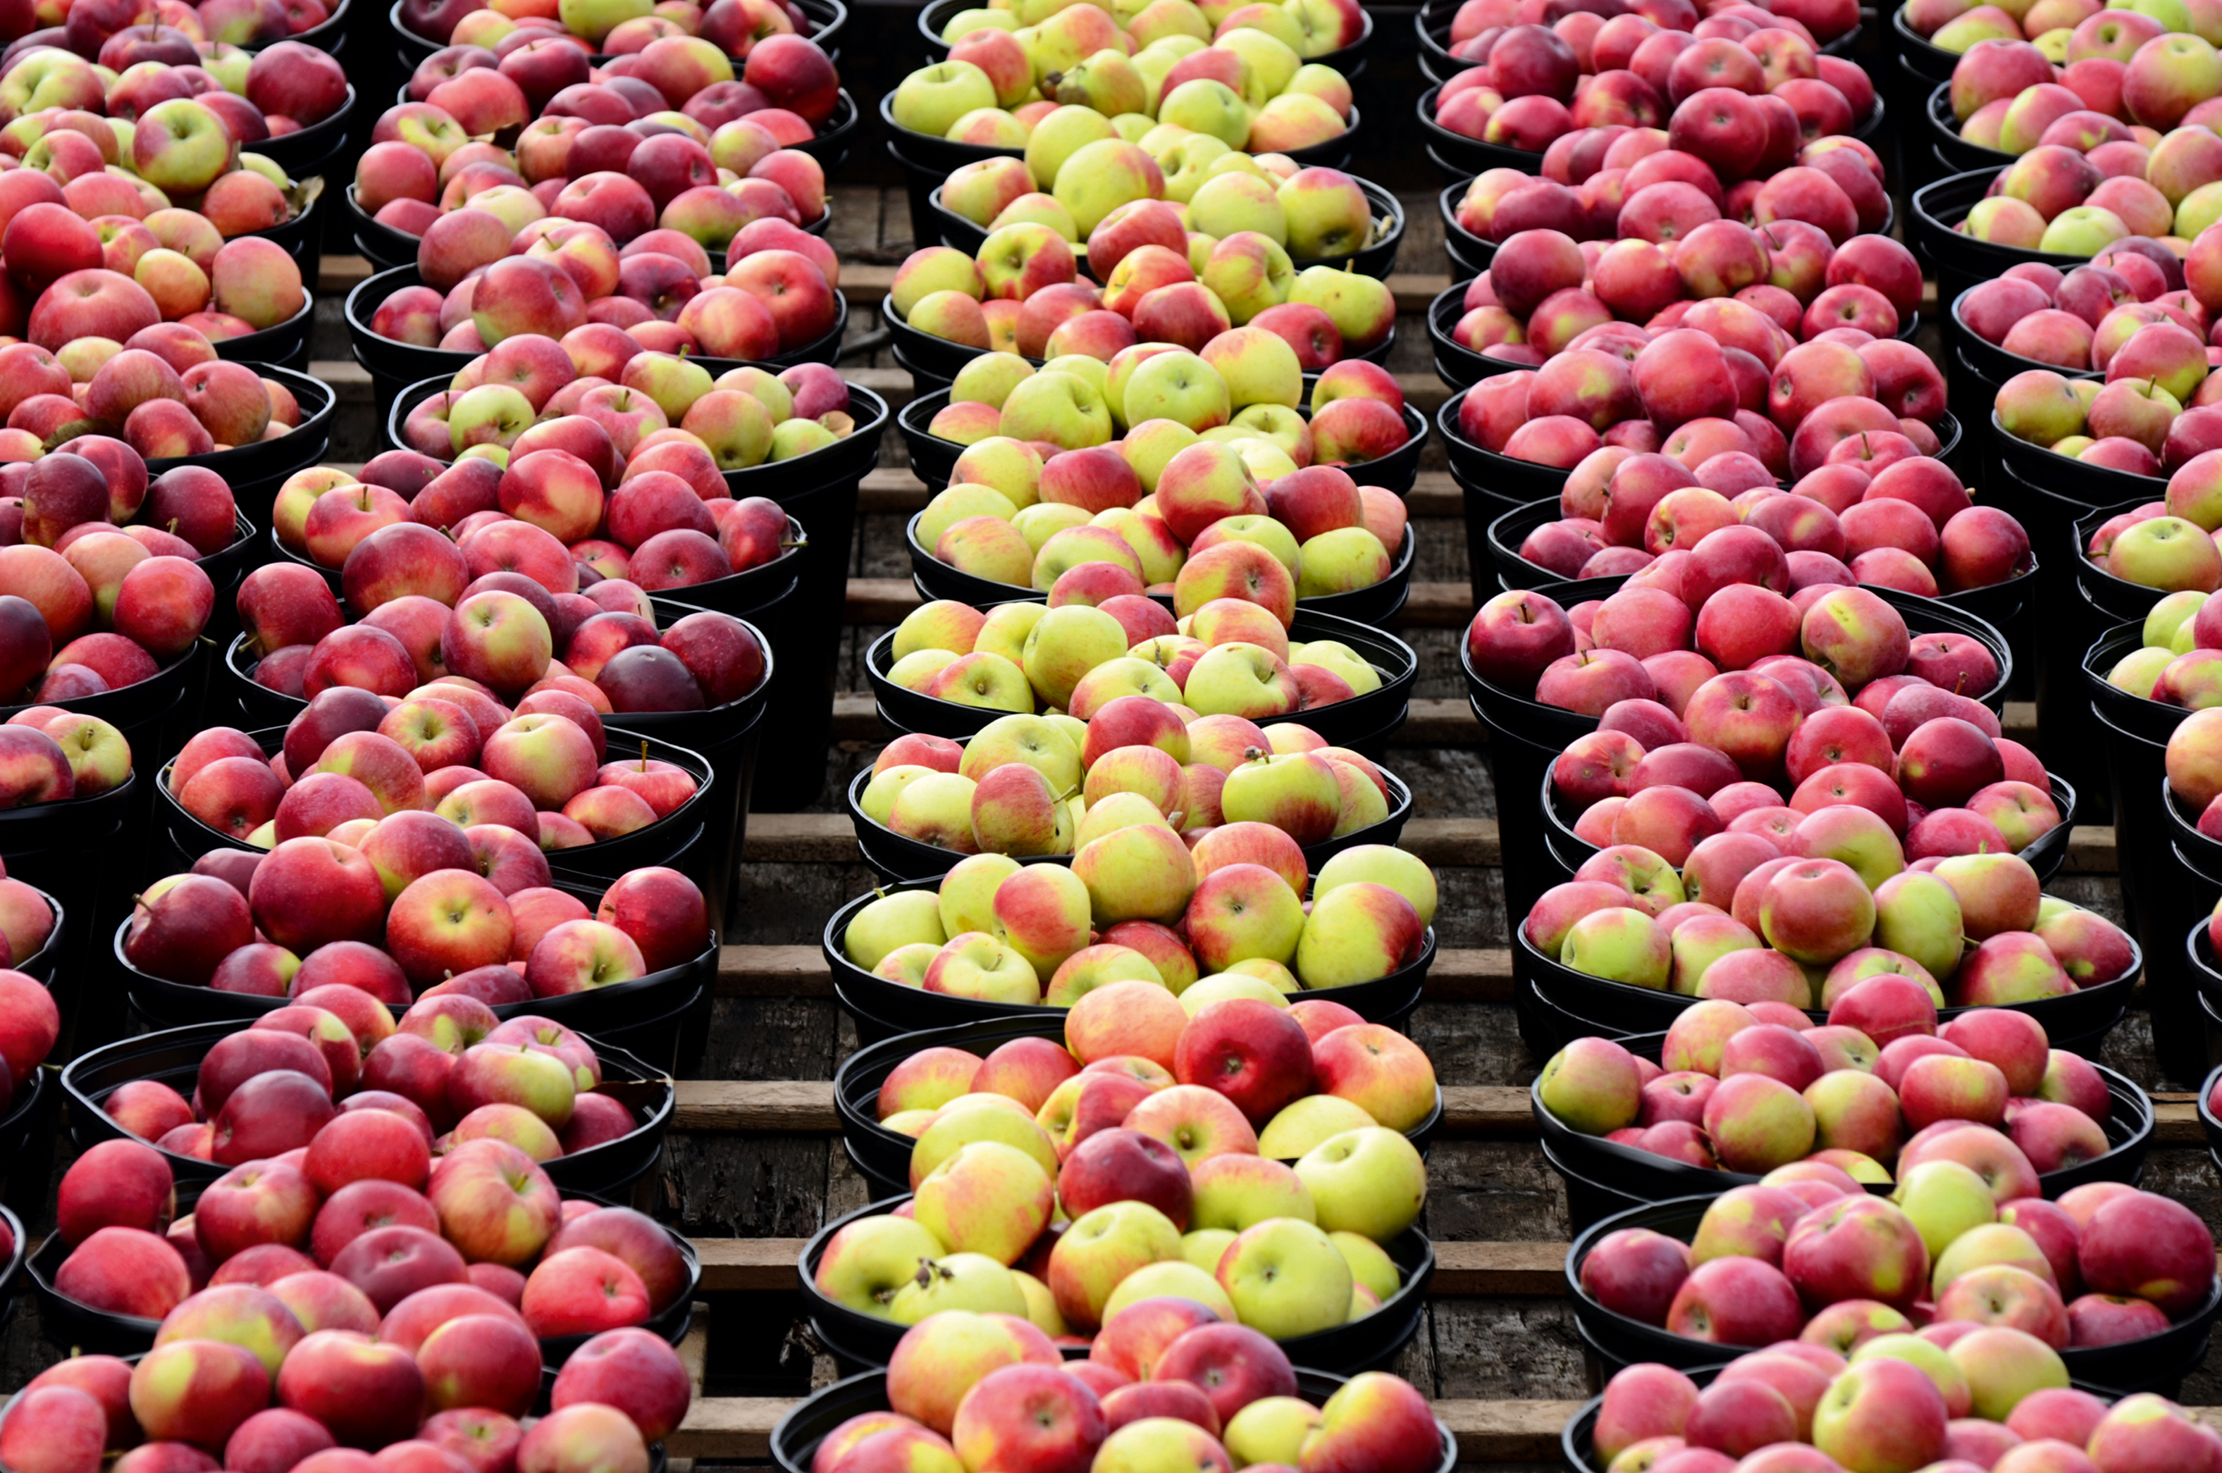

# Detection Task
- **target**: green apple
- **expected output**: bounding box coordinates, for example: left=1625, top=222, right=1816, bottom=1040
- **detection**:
left=895, top=60, right=999, bottom=135
left=1024, top=103, right=1119, bottom=189
left=1180, top=973, right=1293, bottom=1013
left=920, top=484, right=1020, bottom=550
left=845, top=890, right=948, bottom=969
left=1287, top=264, right=1392, bottom=348
left=1892, top=1159, right=1998, bottom=1261
left=915, top=1140, right=1055, bottom=1263
left=1216, top=1217, right=1353, bottom=1338
left=887, top=1251, right=1030, bottom=1322
left=1224, top=1397, right=1322, bottom=1467
left=874, top=945, right=940, bottom=989
left=813, top=1213, right=949, bottom=1316
left=975, top=601, right=1051, bottom=667
left=912, top=1099, right=1060, bottom=1187
left=1001, top=370, right=1116, bottom=450
left=1314, top=845, right=1434, bottom=926
left=1330, top=1230, right=1399, bottom=1300
left=1190, top=1153, right=1317, bottom=1231
left=1293, top=1126, right=1425, bottom=1241
left=962, top=713, right=1082, bottom=790
left=1159, top=78, right=1254, bottom=149
left=1122, top=349, right=1232, bottom=433
left=939, top=852, right=1023, bottom=936
left=1214, top=20, right=1303, bottom=91
left=1160, top=132, right=1234, bottom=202
left=1278, top=171, right=1374, bottom=261
left=942, top=6, right=1018, bottom=38
left=1179, top=1229, right=1237, bottom=1275
left=1188, top=168, right=1288, bottom=243
left=1258, top=1096, right=1377, bottom=1158
left=863, top=765, right=940, bottom=825
left=1201, top=325, right=1304, bottom=411
left=1015, top=502, right=1094, bottom=553
left=950, top=355, right=1037, bottom=414
left=1851, top=1333, right=1973, bottom=1417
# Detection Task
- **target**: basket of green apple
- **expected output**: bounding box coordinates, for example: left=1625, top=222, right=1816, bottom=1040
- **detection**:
left=907, top=439, right=1415, bottom=625
left=917, top=0, right=1372, bottom=79
left=865, top=589, right=1417, bottom=757
left=879, top=14, right=1365, bottom=243
left=800, top=1011, right=1437, bottom=1372
left=1568, top=1178, right=2222, bottom=1397
left=774, top=1328, right=1451, bottom=1473
left=830, top=984, right=1442, bottom=1199
left=900, top=349, right=1426, bottom=500
left=823, top=815, right=1438, bottom=1043
left=1533, top=1001, right=2154, bottom=1232
left=848, top=688, right=1412, bottom=881
left=883, top=207, right=1398, bottom=400
left=1563, top=1352, right=2198, bottom=1473
left=929, top=170, right=1399, bottom=283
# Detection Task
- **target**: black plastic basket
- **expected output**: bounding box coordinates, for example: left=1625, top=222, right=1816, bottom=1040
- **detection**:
left=1913, top=168, right=2095, bottom=312
left=845, top=744, right=1413, bottom=884
left=822, top=874, right=1435, bottom=1045
left=1890, top=3, right=1960, bottom=86
left=831, top=1013, right=1442, bottom=1199
left=866, top=599, right=1418, bottom=755
left=255, top=86, right=356, bottom=179
left=1949, top=285, right=2101, bottom=387
left=796, top=1194, right=1435, bottom=1374
left=62, top=1019, right=673, bottom=1192
left=147, top=363, right=333, bottom=520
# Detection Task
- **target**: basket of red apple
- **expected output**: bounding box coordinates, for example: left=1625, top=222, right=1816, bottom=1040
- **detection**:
left=830, top=984, right=1441, bottom=1199
left=1890, top=0, right=2081, bottom=77
left=1431, top=222, right=1924, bottom=402
left=1441, top=124, right=1893, bottom=293
left=1569, top=1176, right=2222, bottom=1397
left=1567, top=1354, right=2220, bottom=1473
left=0, top=965, right=59, bottom=1178
left=1534, top=1000, right=2151, bottom=1229
left=1440, top=333, right=1951, bottom=560
left=62, top=1001, right=675, bottom=1192
left=772, top=1328, right=1452, bottom=1473
left=1536, top=680, right=2076, bottom=887
left=1418, top=0, right=1863, bottom=91
left=1485, top=451, right=2036, bottom=631
left=1953, top=254, right=2198, bottom=400
left=848, top=702, right=1412, bottom=881
left=868, top=589, right=1417, bottom=754
left=1986, top=338, right=2221, bottom=507
left=1913, top=161, right=2205, bottom=315
left=909, top=444, right=1413, bottom=627
left=393, top=0, right=841, bottom=85
left=1422, top=20, right=1883, bottom=190
left=31, top=1104, right=699, bottom=1358
left=801, top=998, right=1435, bottom=1370
left=1, top=1326, right=687, bottom=1473
left=152, top=709, right=716, bottom=887
left=887, top=220, right=1397, bottom=398
left=108, top=837, right=717, bottom=1046
left=354, top=37, right=845, bottom=270
left=1521, top=829, right=2142, bottom=1049
left=826, top=827, right=1437, bottom=1040
left=1930, top=30, right=2222, bottom=178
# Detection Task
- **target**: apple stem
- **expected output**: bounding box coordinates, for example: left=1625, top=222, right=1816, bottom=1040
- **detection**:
left=1242, top=746, right=1270, bottom=763
left=639, top=739, right=649, bottom=773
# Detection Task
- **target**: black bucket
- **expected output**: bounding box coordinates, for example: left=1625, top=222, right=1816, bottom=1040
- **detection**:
left=1890, top=4, right=1961, bottom=87
left=822, top=875, right=1435, bottom=1046
left=1912, top=168, right=2092, bottom=313
left=2199, top=1056, right=2222, bottom=1170
left=2187, top=930, right=2222, bottom=1079
left=2083, top=620, right=2212, bottom=1085
left=1538, top=1041, right=2153, bottom=1235
left=1948, top=287, right=2102, bottom=390
left=866, top=599, right=1419, bottom=756
left=0, top=883, right=66, bottom=990
left=897, top=387, right=1430, bottom=499
left=1987, top=458, right=2114, bottom=810
left=1427, top=278, right=1535, bottom=394
left=795, top=1194, right=1435, bottom=1375
left=831, top=1014, right=1442, bottom=1200
left=773, top=1366, right=1451, bottom=1473
left=1564, top=1194, right=2222, bottom=1396
left=904, top=512, right=1416, bottom=627
left=62, top=1019, right=674, bottom=1193
left=255, top=86, right=356, bottom=181
left=1925, top=82, right=2017, bottom=177
left=845, top=744, right=1414, bottom=884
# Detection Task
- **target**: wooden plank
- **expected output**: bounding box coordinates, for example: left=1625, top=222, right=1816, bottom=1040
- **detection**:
left=318, top=255, right=372, bottom=293
left=310, top=360, right=372, bottom=403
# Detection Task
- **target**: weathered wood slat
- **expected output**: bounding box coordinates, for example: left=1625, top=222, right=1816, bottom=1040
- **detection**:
left=666, top=1396, right=1587, bottom=1461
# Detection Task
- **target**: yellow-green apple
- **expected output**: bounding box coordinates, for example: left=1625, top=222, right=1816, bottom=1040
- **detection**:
left=1946, top=1326, right=2070, bottom=1420
left=1048, top=1199, right=1182, bottom=1327
left=813, top=1214, right=948, bottom=1316
left=1809, top=1355, right=1950, bottom=1472
left=914, top=1139, right=1055, bottom=1266
left=1292, top=1126, right=1424, bottom=1240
